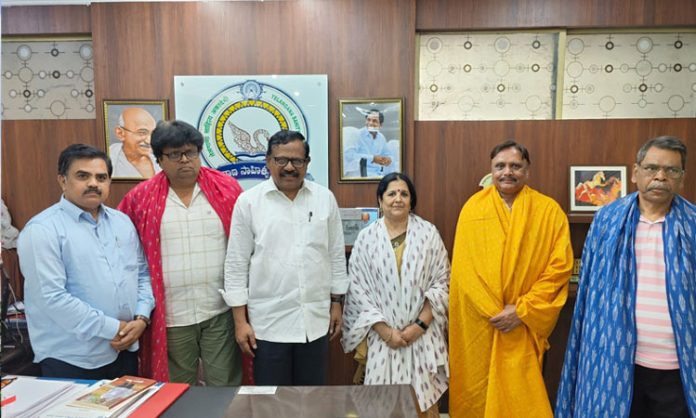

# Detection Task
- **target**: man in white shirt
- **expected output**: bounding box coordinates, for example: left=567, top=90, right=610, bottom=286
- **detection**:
left=223, top=130, right=348, bottom=385
left=343, top=109, right=395, bottom=177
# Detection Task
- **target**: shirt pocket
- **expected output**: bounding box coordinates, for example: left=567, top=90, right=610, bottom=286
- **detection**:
left=202, top=211, right=225, bottom=238
left=305, top=215, right=329, bottom=255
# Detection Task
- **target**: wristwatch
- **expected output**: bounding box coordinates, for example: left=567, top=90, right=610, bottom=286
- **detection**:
left=414, top=318, right=429, bottom=331
left=134, top=315, right=151, bottom=328
left=330, top=294, right=345, bottom=304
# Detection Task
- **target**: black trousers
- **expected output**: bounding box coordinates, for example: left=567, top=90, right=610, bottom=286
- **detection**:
left=40, top=350, right=138, bottom=380
left=629, top=364, right=690, bottom=418
left=253, top=335, right=328, bottom=386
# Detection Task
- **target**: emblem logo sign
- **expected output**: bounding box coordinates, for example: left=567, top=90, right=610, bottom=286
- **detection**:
left=175, top=75, right=328, bottom=189
left=198, top=80, right=308, bottom=180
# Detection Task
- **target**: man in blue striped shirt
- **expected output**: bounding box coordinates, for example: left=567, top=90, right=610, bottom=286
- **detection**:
left=18, top=144, right=155, bottom=379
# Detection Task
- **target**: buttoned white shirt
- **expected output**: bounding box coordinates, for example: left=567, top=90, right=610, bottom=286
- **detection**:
left=161, top=185, right=229, bottom=327
left=222, top=179, right=348, bottom=343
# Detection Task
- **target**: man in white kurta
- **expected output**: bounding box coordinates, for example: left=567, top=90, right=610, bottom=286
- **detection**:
left=223, top=130, right=348, bottom=385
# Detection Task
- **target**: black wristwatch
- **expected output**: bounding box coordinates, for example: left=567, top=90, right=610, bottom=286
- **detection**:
left=330, top=294, right=345, bottom=304
left=414, top=318, right=429, bottom=331
left=134, top=315, right=151, bottom=328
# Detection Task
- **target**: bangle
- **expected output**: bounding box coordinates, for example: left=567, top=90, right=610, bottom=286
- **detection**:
left=384, top=329, right=393, bottom=343
left=414, top=318, right=429, bottom=331
left=331, top=294, right=345, bottom=304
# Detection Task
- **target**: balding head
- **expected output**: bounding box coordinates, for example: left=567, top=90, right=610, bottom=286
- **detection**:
left=114, top=107, right=157, bottom=158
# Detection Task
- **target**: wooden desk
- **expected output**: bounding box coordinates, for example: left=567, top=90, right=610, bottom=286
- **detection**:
left=162, top=384, right=418, bottom=418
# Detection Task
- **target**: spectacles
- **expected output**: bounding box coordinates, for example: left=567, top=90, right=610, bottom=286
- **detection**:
left=638, top=164, right=684, bottom=179
left=120, top=126, right=151, bottom=138
left=162, top=150, right=199, bottom=161
left=272, top=157, right=309, bottom=168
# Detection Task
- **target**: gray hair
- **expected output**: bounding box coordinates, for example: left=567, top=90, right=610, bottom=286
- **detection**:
left=636, top=136, right=687, bottom=169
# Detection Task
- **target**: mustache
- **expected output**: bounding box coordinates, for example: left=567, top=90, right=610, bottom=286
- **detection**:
left=83, top=187, right=102, bottom=195
left=647, top=183, right=670, bottom=191
left=280, top=171, right=300, bottom=178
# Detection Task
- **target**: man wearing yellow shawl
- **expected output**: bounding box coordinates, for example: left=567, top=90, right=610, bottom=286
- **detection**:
left=449, top=140, right=573, bottom=418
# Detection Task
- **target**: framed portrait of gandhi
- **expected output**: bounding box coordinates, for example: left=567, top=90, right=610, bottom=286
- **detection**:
left=339, top=98, right=403, bottom=182
left=103, top=100, right=168, bottom=181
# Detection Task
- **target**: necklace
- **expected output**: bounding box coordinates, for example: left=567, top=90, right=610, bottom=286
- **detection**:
left=391, top=233, right=406, bottom=249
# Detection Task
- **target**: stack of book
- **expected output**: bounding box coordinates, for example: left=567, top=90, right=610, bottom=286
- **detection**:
left=2, top=375, right=189, bottom=418
left=41, top=376, right=160, bottom=418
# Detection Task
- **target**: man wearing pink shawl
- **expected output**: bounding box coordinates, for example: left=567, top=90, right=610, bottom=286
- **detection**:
left=119, top=120, right=251, bottom=385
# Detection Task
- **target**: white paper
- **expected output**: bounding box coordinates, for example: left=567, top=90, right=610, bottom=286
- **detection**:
left=2, top=376, right=75, bottom=418
left=237, top=386, right=277, bottom=395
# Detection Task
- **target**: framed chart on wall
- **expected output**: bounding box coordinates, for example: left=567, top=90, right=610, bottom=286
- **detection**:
left=103, top=100, right=168, bottom=181
left=570, top=165, right=627, bottom=212
left=339, top=98, right=403, bottom=182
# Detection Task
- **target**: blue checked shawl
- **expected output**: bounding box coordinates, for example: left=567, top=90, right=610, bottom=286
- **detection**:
left=555, top=193, right=696, bottom=418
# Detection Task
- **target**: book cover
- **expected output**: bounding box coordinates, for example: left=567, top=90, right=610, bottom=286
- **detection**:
left=128, top=382, right=189, bottom=418
left=68, top=376, right=155, bottom=411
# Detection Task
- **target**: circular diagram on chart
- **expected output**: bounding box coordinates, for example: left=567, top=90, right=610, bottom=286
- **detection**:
left=598, top=96, right=616, bottom=113
left=636, top=37, right=653, bottom=54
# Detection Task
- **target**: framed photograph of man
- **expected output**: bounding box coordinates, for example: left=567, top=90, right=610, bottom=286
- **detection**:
left=570, top=166, right=627, bottom=212
left=339, top=98, right=403, bottom=182
left=103, top=100, right=168, bottom=181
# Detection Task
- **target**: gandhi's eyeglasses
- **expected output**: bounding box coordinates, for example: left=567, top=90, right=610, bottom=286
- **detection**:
left=272, top=157, right=309, bottom=168
left=162, top=150, right=199, bottom=161
left=120, top=126, right=151, bottom=138
left=638, top=164, right=684, bottom=179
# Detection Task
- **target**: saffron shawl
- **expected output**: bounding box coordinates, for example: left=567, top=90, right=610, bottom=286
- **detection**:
left=118, top=167, right=252, bottom=382
left=555, top=193, right=696, bottom=417
left=341, top=214, right=450, bottom=411
left=449, top=185, right=573, bottom=418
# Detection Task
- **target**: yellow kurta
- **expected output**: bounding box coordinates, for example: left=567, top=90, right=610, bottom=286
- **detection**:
left=449, top=185, right=573, bottom=418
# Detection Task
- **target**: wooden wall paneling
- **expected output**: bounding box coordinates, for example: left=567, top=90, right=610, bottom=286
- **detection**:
left=1, top=4, right=94, bottom=228
left=0, top=3, right=92, bottom=235
left=416, top=0, right=696, bottom=30
left=415, top=118, right=694, bottom=405
left=89, top=0, right=416, bottom=385
left=413, top=0, right=695, bottom=404
left=415, top=119, right=696, bottom=254
left=544, top=294, right=576, bottom=406
left=1, top=5, right=91, bottom=35
left=5, top=0, right=694, bottom=393
left=90, top=0, right=416, bottom=211
left=1, top=120, right=97, bottom=229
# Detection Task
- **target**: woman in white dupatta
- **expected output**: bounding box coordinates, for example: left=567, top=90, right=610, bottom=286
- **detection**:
left=342, top=173, right=450, bottom=418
